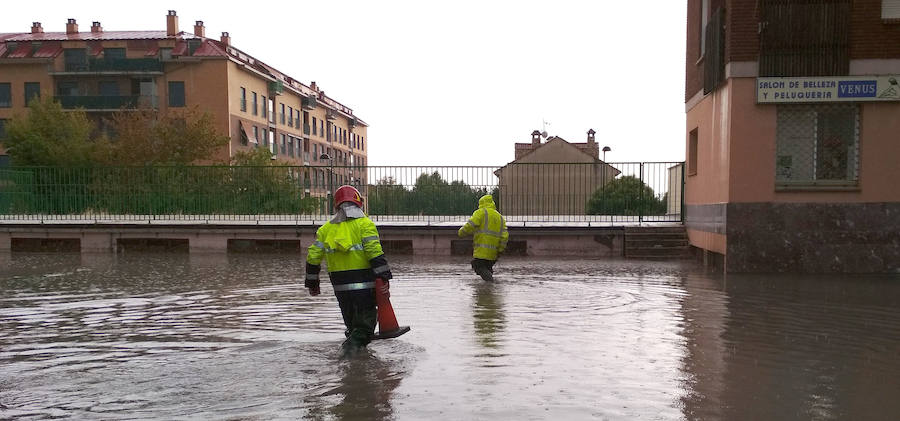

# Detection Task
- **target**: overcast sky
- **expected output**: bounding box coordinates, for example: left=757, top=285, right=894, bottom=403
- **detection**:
left=3, top=0, right=687, bottom=166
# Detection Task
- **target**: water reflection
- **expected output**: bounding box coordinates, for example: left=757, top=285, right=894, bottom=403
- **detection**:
left=2, top=254, right=899, bottom=420
left=326, top=351, right=403, bottom=421
left=472, top=282, right=506, bottom=351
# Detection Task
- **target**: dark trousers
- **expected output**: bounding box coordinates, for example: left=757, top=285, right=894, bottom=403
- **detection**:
left=471, top=258, right=496, bottom=281
left=335, top=288, right=377, bottom=348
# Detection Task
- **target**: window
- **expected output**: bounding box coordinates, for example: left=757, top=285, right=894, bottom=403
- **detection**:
left=63, top=48, right=87, bottom=71
left=0, top=83, right=10, bottom=107
left=320, top=120, right=324, bottom=137
left=104, top=48, right=126, bottom=61
left=168, top=81, right=185, bottom=107
left=280, top=103, right=286, bottom=124
left=269, top=98, right=275, bottom=123
left=775, top=104, right=859, bottom=185
left=98, top=81, right=119, bottom=96
left=312, top=117, right=318, bottom=135
left=270, top=130, right=276, bottom=154
left=0, top=119, right=7, bottom=139
left=240, top=87, right=247, bottom=112
left=288, top=106, right=294, bottom=126
left=253, top=126, right=259, bottom=145
left=252, top=92, right=258, bottom=115
left=262, top=128, right=268, bottom=147
left=688, top=128, right=698, bottom=176
left=884, top=0, right=900, bottom=19
left=699, top=0, right=709, bottom=58
left=314, top=143, right=318, bottom=161
left=295, top=110, right=301, bottom=128
left=57, top=81, right=78, bottom=96
left=262, top=95, right=268, bottom=118
left=24, top=82, right=40, bottom=105
left=289, top=136, right=295, bottom=157
left=160, top=48, right=173, bottom=61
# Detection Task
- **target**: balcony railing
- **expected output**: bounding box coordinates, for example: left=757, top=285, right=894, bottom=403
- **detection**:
left=62, top=58, right=164, bottom=73
left=54, top=95, right=159, bottom=110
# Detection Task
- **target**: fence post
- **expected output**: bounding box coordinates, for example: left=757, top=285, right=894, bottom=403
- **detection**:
left=680, top=161, right=685, bottom=224
left=639, top=162, right=644, bottom=224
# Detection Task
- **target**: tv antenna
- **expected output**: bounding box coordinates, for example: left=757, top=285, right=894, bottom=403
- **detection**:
left=541, top=119, right=551, bottom=138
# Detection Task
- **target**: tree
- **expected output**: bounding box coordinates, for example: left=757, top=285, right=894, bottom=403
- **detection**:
left=3, top=96, right=98, bottom=166
left=586, top=175, right=667, bottom=216
left=100, top=106, right=230, bottom=165
left=367, top=176, right=411, bottom=215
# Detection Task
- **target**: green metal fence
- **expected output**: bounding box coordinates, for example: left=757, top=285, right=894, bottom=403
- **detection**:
left=0, top=163, right=683, bottom=224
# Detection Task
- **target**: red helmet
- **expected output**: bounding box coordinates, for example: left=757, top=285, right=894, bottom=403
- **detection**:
left=334, top=185, right=363, bottom=208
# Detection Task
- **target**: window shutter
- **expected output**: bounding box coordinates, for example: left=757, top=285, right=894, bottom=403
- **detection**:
left=884, top=0, right=900, bottom=19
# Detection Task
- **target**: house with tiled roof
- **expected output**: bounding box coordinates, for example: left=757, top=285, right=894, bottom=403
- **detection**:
left=495, top=130, right=620, bottom=215
left=0, top=11, right=368, bottom=200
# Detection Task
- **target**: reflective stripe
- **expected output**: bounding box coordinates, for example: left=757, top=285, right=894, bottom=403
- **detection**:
left=332, top=282, right=375, bottom=291
left=465, top=220, right=477, bottom=229
left=474, top=243, right=497, bottom=250
left=482, top=209, right=489, bottom=229
left=476, top=229, right=502, bottom=238
left=372, top=264, right=391, bottom=274
left=362, top=235, right=379, bottom=243
left=306, top=274, right=319, bottom=280
left=312, top=241, right=325, bottom=249
left=323, top=244, right=365, bottom=254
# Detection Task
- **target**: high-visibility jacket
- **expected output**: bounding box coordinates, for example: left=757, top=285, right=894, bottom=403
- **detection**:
left=306, top=215, right=391, bottom=292
left=458, top=195, right=508, bottom=260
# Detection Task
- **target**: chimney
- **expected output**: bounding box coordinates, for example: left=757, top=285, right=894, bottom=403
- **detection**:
left=66, top=19, right=78, bottom=34
left=587, top=128, right=596, bottom=144
left=310, top=81, right=318, bottom=91
left=31, top=22, right=43, bottom=34
left=531, top=130, right=541, bottom=146
left=91, top=21, right=102, bottom=33
left=220, top=32, right=231, bottom=46
left=194, top=20, right=205, bottom=38
left=166, top=10, right=178, bottom=37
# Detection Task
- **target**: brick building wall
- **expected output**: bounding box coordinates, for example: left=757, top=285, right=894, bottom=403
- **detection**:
left=686, top=0, right=900, bottom=102
left=851, top=0, right=900, bottom=59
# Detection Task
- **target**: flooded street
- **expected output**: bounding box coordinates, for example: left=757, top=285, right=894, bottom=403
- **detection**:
left=1, top=253, right=898, bottom=420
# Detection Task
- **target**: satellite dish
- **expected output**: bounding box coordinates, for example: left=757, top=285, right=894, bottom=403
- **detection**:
left=541, top=131, right=548, bottom=139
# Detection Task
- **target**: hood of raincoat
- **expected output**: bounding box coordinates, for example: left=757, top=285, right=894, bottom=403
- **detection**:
left=330, top=202, right=367, bottom=224
left=478, top=194, right=496, bottom=210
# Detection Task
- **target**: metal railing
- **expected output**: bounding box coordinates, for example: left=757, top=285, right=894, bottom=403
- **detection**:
left=54, top=95, right=159, bottom=110
left=0, top=163, right=683, bottom=224
left=63, top=58, right=164, bottom=73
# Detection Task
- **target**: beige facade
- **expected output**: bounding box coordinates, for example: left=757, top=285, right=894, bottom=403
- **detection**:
left=0, top=12, right=368, bottom=198
left=496, top=130, right=619, bottom=216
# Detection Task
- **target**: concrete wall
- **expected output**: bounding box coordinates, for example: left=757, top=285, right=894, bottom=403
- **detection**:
left=684, top=78, right=732, bottom=255
left=0, top=225, right=627, bottom=258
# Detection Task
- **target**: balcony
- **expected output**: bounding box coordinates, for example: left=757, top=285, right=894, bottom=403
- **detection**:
left=56, top=58, right=164, bottom=75
left=55, top=95, right=159, bottom=111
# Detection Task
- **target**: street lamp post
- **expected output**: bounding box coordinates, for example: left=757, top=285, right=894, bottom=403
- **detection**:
left=320, top=153, right=334, bottom=211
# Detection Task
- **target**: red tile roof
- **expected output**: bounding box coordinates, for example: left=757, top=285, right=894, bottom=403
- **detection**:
left=192, top=39, right=227, bottom=57
left=3, top=31, right=194, bottom=42
left=7, top=42, right=33, bottom=58
left=32, top=42, right=63, bottom=58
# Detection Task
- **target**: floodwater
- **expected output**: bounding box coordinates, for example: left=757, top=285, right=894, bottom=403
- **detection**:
left=1, top=253, right=898, bottom=420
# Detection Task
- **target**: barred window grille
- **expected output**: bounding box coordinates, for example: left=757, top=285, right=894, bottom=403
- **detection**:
left=775, top=103, right=859, bottom=184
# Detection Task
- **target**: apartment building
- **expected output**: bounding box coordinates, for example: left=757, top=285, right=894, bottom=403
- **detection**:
left=685, top=0, right=900, bottom=272
left=0, top=11, right=368, bottom=195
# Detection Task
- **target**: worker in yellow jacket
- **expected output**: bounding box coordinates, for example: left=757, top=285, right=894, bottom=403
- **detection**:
left=306, top=185, right=392, bottom=352
left=458, top=194, right=508, bottom=281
